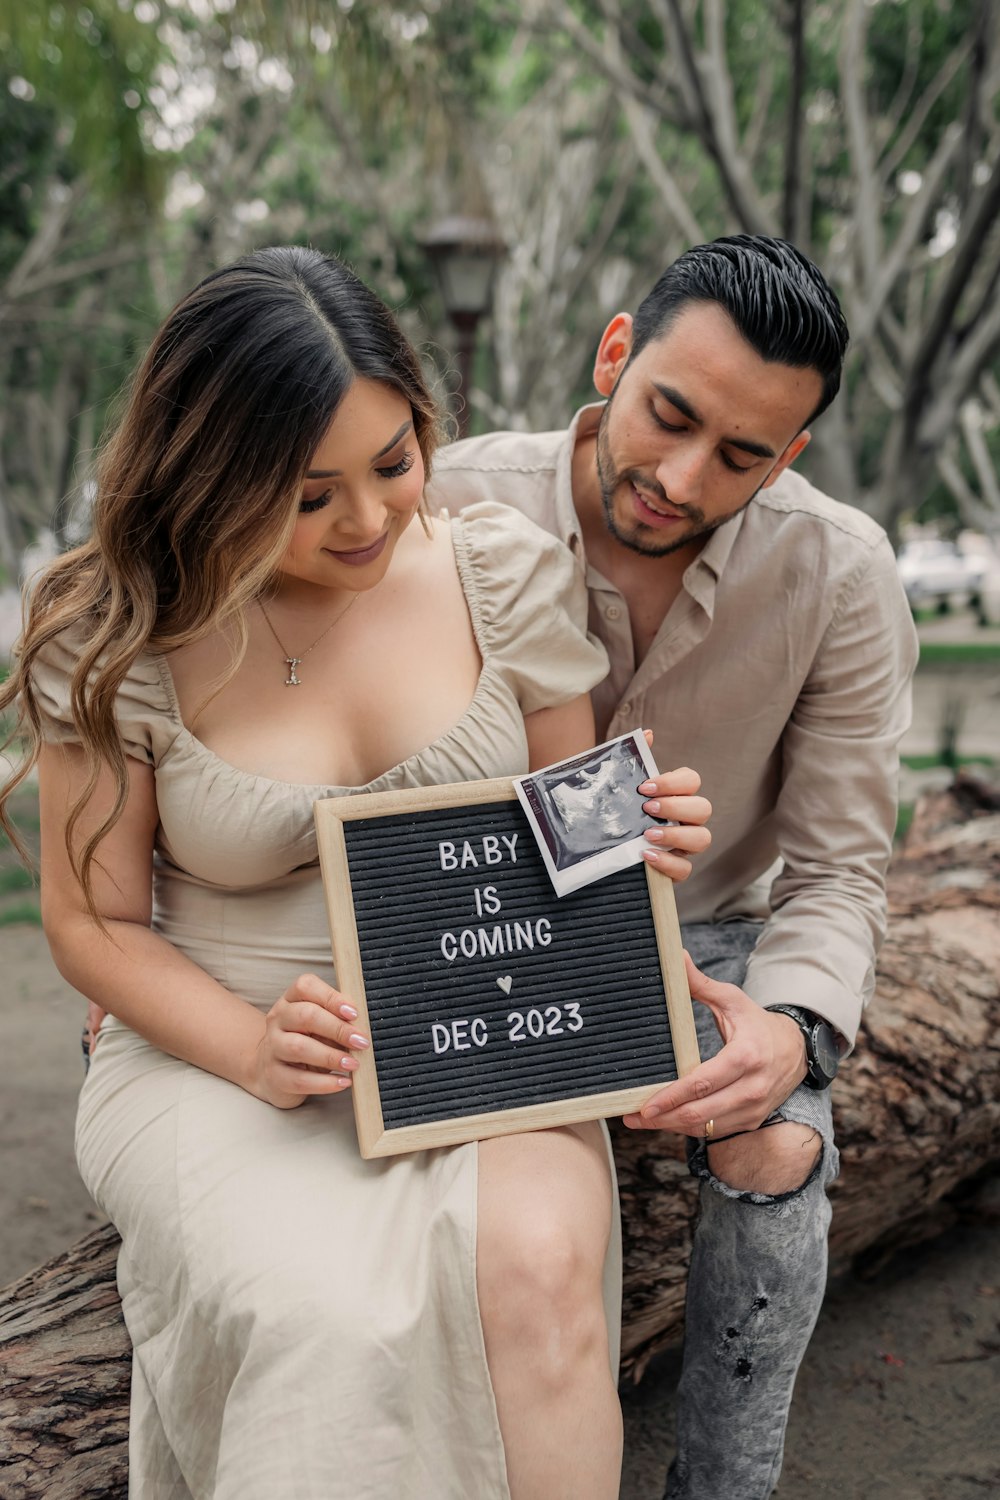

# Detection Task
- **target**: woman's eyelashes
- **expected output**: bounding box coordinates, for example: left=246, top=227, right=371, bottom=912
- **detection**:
left=297, top=450, right=416, bottom=513
left=299, top=490, right=333, bottom=514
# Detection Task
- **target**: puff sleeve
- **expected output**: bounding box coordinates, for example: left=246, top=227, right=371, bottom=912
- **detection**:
left=452, top=501, right=608, bottom=713
left=27, top=622, right=171, bottom=767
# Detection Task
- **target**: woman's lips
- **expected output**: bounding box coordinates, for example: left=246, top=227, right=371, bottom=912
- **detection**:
left=324, top=530, right=390, bottom=566
left=630, top=483, right=686, bottom=528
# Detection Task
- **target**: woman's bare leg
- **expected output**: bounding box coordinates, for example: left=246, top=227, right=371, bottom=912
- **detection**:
left=477, top=1123, right=622, bottom=1500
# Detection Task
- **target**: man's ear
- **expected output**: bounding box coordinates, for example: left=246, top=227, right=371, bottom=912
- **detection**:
left=761, top=430, right=811, bottom=490
left=593, top=313, right=634, bottom=398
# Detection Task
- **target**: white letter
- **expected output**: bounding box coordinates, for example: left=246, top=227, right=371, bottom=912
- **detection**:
left=500, top=833, right=519, bottom=862
left=439, top=842, right=458, bottom=871
left=431, top=1023, right=451, bottom=1054
left=536, top=917, right=552, bottom=947
left=478, top=926, right=504, bottom=957
left=452, top=1019, right=471, bottom=1051
left=471, top=1017, right=489, bottom=1047
left=440, top=932, right=458, bottom=962
left=482, top=884, right=501, bottom=915
left=513, top=920, right=534, bottom=951
left=482, top=835, right=502, bottom=865
left=460, top=929, right=478, bottom=959
left=460, top=841, right=479, bottom=869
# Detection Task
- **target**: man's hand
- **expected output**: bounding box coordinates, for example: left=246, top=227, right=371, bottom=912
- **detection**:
left=622, top=952, right=808, bottom=1136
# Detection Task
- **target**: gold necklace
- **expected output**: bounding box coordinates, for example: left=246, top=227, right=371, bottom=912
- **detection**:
left=258, top=593, right=361, bottom=685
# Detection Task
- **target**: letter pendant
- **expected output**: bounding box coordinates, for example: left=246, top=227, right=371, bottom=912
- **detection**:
left=284, top=657, right=302, bottom=686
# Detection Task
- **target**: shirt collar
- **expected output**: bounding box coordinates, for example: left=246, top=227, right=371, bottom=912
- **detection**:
left=556, top=403, right=605, bottom=557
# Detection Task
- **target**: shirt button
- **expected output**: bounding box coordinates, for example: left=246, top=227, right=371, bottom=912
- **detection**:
left=620, top=700, right=633, bottom=717
left=605, top=604, right=622, bottom=621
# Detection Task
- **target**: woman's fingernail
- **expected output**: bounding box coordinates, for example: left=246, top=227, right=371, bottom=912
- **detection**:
left=637, top=781, right=657, bottom=794
left=349, top=1033, right=370, bottom=1049
left=643, top=799, right=661, bottom=815
left=339, top=1003, right=358, bottom=1020
left=641, top=849, right=660, bottom=863
left=340, top=1055, right=359, bottom=1071
left=645, top=828, right=666, bottom=842
left=335, top=1076, right=352, bottom=1089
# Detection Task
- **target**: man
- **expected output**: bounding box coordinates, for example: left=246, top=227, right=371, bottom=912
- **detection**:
left=427, top=234, right=918, bottom=1498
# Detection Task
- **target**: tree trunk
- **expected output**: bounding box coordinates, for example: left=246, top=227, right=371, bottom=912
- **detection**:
left=2, top=779, right=998, bottom=1493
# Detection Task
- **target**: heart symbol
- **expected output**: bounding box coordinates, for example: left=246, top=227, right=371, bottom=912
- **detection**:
left=497, top=976, right=513, bottom=995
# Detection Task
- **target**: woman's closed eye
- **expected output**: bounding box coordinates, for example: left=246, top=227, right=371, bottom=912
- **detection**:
left=376, top=450, right=416, bottom=480
left=299, top=490, right=333, bottom=514
left=298, top=451, right=416, bottom=512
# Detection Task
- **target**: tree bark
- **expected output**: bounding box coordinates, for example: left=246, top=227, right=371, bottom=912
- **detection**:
left=2, top=780, right=998, bottom=1491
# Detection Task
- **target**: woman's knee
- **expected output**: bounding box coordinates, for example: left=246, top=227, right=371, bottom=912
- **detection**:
left=478, top=1212, right=609, bottom=1378
left=477, top=1129, right=612, bottom=1382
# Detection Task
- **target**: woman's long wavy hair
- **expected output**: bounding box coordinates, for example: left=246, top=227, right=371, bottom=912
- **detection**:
left=0, top=246, right=443, bottom=915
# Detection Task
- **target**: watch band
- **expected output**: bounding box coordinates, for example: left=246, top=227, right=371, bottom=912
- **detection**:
left=764, top=1004, right=840, bottom=1090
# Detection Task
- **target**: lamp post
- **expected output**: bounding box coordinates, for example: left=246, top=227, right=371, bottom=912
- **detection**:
left=420, top=215, right=506, bottom=438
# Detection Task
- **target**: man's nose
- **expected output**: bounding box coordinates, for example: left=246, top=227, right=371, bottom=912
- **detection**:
left=656, top=444, right=709, bottom=507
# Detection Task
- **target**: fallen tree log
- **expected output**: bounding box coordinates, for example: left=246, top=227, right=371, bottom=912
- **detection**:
left=616, top=773, right=1000, bottom=1376
left=2, top=777, right=998, bottom=1494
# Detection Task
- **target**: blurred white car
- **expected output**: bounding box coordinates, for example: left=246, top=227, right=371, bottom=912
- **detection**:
left=895, top=538, right=989, bottom=609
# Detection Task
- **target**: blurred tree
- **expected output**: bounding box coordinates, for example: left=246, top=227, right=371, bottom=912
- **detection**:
left=519, top=0, right=1000, bottom=535
left=1, top=0, right=996, bottom=576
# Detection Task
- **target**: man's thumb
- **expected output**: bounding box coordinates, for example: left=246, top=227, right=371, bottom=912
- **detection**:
left=683, top=950, right=736, bottom=1013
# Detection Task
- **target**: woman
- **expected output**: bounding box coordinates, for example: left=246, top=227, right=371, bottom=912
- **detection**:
left=1, top=247, right=711, bottom=1499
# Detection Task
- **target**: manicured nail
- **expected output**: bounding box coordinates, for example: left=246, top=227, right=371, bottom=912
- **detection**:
left=641, top=849, right=660, bottom=863
left=349, top=1033, right=370, bottom=1049
left=340, top=1055, right=359, bottom=1071
left=335, top=1076, right=352, bottom=1089
left=339, top=1003, right=358, bottom=1020
left=645, top=828, right=667, bottom=842
left=637, top=781, right=657, bottom=794
left=643, top=799, right=661, bottom=815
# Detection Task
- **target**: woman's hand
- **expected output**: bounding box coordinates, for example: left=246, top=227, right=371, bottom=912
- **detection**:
left=639, top=765, right=712, bottom=881
left=252, top=973, right=371, bottom=1110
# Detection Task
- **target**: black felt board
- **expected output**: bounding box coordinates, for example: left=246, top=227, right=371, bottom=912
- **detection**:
left=341, top=797, right=678, bottom=1130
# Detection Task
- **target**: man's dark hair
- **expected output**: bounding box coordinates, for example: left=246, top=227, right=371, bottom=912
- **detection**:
left=631, top=235, right=849, bottom=424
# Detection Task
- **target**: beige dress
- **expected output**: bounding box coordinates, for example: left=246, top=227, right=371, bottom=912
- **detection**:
left=32, top=504, right=620, bottom=1500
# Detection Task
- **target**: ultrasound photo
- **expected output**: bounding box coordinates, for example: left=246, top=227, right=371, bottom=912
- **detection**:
left=514, top=730, right=661, bottom=897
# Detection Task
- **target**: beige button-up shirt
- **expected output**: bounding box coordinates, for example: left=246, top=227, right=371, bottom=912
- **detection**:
left=427, top=404, right=919, bottom=1045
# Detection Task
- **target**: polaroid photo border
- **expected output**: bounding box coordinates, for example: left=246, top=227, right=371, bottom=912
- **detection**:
left=513, top=730, right=662, bottom=898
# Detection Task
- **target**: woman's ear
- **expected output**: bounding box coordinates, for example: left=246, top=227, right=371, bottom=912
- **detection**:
left=593, top=314, right=634, bottom=398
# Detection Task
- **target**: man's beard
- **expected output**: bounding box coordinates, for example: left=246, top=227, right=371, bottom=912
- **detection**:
left=594, top=402, right=755, bottom=559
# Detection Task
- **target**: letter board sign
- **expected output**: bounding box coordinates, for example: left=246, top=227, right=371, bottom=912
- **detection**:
left=315, top=778, right=699, bottom=1158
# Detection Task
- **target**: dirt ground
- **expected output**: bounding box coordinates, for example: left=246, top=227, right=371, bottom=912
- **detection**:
left=2, top=904, right=998, bottom=1497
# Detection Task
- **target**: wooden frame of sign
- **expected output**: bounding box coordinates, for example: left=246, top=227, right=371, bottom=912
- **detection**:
left=315, top=777, right=699, bottom=1159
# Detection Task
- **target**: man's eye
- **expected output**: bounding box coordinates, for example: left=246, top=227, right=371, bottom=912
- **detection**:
left=652, top=411, right=684, bottom=433
left=721, top=453, right=754, bottom=474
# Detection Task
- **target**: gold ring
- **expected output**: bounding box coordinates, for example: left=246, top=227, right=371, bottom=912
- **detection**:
left=704, top=1119, right=715, bottom=1140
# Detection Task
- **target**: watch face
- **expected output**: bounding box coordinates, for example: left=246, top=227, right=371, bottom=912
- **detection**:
left=811, top=1022, right=841, bottom=1083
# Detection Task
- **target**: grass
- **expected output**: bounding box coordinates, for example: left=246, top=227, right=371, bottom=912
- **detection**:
left=895, top=803, right=915, bottom=843
left=0, top=900, right=42, bottom=927
left=917, top=641, right=1000, bottom=666
left=901, top=753, right=997, bottom=772
left=0, top=866, right=34, bottom=894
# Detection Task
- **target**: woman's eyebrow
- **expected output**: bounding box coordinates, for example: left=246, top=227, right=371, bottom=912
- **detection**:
left=306, top=420, right=413, bottom=478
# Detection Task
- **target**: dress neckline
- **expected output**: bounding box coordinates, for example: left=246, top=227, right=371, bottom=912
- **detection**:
left=146, top=513, right=504, bottom=795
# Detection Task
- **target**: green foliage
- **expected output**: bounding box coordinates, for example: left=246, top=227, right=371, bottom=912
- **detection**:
left=0, top=0, right=168, bottom=205
left=0, top=901, right=42, bottom=927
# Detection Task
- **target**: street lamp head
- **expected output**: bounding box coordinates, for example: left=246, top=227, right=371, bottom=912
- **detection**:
left=419, top=214, right=507, bottom=323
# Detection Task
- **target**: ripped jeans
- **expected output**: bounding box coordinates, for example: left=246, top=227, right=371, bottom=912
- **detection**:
left=665, top=920, right=839, bottom=1500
